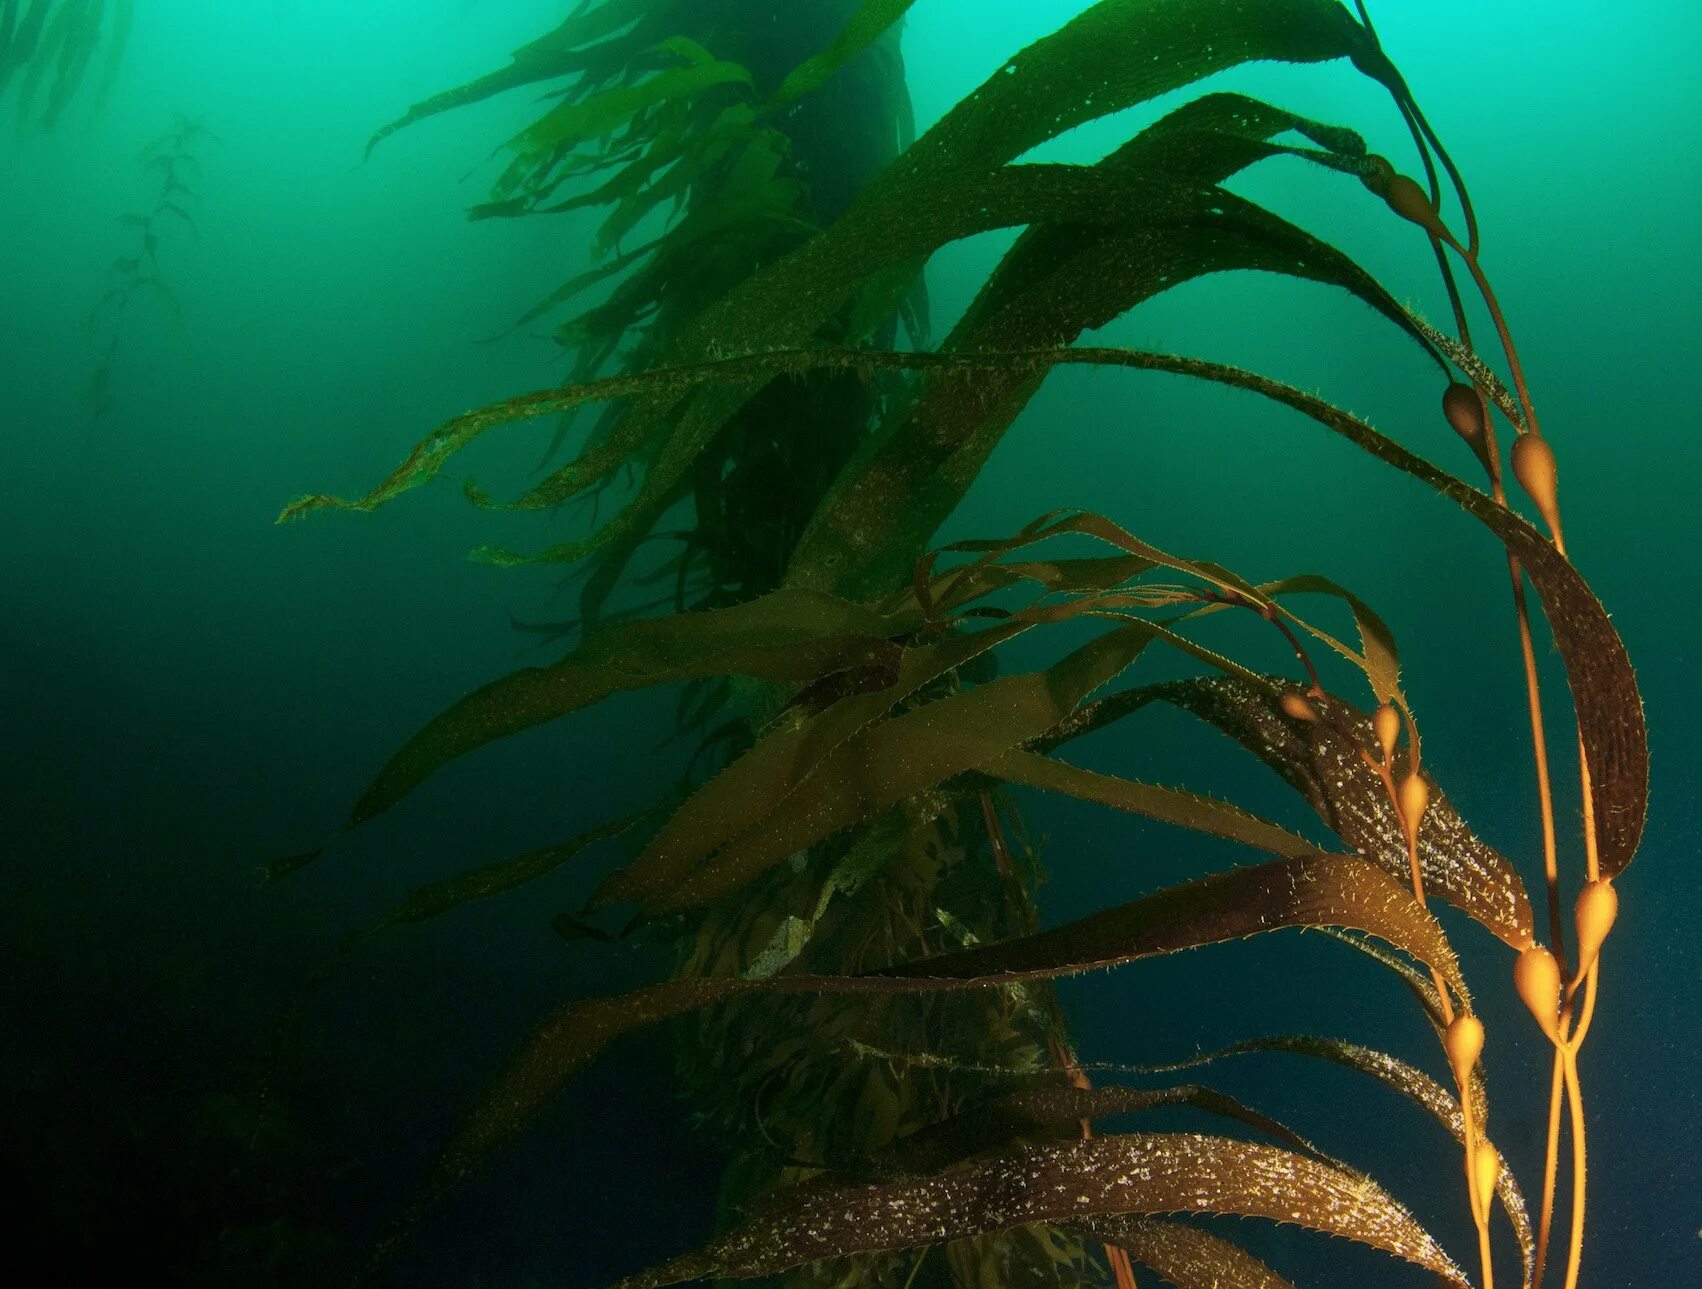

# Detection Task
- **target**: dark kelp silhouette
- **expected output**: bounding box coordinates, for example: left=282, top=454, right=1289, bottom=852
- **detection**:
left=87, top=113, right=208, bottom=418
left=0, top=0, right=134, bottom=129
left=281, top=3, right=1643, bottom=1286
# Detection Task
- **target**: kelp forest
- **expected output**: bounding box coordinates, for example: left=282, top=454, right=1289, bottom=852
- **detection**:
left=4, top=2, right=1695, bottom=1288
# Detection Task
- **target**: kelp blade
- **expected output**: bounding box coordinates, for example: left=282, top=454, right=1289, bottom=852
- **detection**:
left=611, top=1132, right=1466, bottom=1288
left=389, top=852, right=1459, bottom=1241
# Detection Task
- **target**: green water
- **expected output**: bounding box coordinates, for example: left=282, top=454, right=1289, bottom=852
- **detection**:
left=2, top=2, right=1697, bottom=1284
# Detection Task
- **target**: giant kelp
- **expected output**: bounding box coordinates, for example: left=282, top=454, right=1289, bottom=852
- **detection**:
left=86, top=113, right=207, bottom=418
left=282, top=2, right=1643, bottom=1286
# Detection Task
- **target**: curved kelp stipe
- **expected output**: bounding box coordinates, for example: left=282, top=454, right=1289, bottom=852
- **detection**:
left=374, top=853, right=1460, bottom=1254
left=610, top=1132, right=1467, bottom=1288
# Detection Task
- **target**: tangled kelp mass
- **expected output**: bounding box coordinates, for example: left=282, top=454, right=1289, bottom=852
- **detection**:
left=265, top=1, right=1652, bottom=1286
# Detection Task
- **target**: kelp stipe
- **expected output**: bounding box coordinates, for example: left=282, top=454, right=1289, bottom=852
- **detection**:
left=278, top=2, right=1644, bottom=1285
left=86, top=113, right=209, bottom=418
left=1350, top=6, right=1634, bottom=1280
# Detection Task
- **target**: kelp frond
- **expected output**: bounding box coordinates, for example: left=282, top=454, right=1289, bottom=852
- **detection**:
left=279, top=3, right=1645, bottom=1286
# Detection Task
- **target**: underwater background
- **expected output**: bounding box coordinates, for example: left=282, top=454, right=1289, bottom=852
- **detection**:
left=2, top=1, right=1698, bottom=1285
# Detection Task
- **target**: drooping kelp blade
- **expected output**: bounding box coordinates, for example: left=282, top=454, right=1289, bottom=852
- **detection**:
left=290, top=0, right=1391, bottom=570
left=341, top=587, right=898, bottom=831
left=1074, top=1217, right=1297, bottom=1289
left=353, top=813, right=648, bottom=941
left=624, top=619, right=1166, bottom=913
left=364, top=0, right=653, bottom=155
left=91, top=0, right=127, bottom=106
left=519, top=172, right=1433, bottom=568
left=392, top=853, right=1459, bottom=1234
left=39, top=0, right=104, bottom=129
left=611, top=1132, right=1466, bottom=1288
left=594, top=613, right=1041, bottom=908
left=290, top=343, right=1644, bottom=871
left=279, top=148, right=1427, bottom=538
left=619, top=607, right=1269, bottom=915
left=985, top=747, right=1320, bottom=862
left=858, top=1080, right=1330, bottom=1181
left=1044, top=674, right=1533, bottom=947
left=1134, top=358, right=1646, bottom=873
left=867, top=852, right=1461, bottom=996
left=789, top=96, right=1443, bottom=598
left=507, top=56, right=754, bottom=162
left=772, top=0, right=916, bottom=105
left=1138, top=1033, right=1535, bottom=1285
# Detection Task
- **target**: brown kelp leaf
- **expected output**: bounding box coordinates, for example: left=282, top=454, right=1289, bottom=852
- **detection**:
left=364, top=0, right=652, bottom=155
left=1114, top=675, right=1533, bottom=948
left=868, top=853, right=1461, bottom=997
left=984, top=748, right=1319, bottom=862
left=772, top=0, right=916, bottom=105
left=1253, top=572, right=1402, bottom=705
left=354, top=813, right=648, bottom=940
left=603, top=542, right=1192, bottom=910
left=947, top=91, right=1387, bottom=341
left=342, top=587, right=897, bottom=832
left=638, top=607, right=1269, bottom=915
left=283, top=342, right=1643, bottom=873
left=281, top=165, right=1404, bottom=537
left=631, top=619, right=1163, bottom=912
left=890, top=509, right=1175, bottom=626
left=91, top=0, right=130, bottom=108
left=1072, top=1217, right=1296, bottom=1289
left=288, top=0, right=1381, bottom=563
left=602, top=341, right=1650, bottom=871
left=595, top=614, right=1039, bottom=907
left=610, top=1133, right=1466, bottom=1288
left=1142, top=1034, right=1534, bottom=1285
left=404, top=852, right=1460, bottom=1226
left=1065, top=347, right=1646, bottom=874
left=41, top=0, right=105, bottom=130
left=790, top=142, right=1438, bottom=597
left=859, top=1081, right=1330, bottom=1180
left=508, top=56, right=755, bottom=161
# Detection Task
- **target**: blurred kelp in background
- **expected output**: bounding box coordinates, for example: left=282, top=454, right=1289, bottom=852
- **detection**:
left=0, top=0, right=134, bottom=129
left=85, top=112, right=207, bottom=417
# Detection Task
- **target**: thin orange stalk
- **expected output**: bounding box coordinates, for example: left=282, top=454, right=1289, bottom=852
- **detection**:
left=1532, top=1050, right=1566, bottom=1289
left=1561, top=1044, right=1588, bottom=1289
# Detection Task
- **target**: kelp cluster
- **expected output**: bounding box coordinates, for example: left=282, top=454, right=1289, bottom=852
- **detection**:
left=87, top=113, right=206, bottom=418
left=0, top=0, right=133, bottom=129
left=280, top=2, right=1644, bottom=1286
left=363, top=0, right=923, bottom=609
